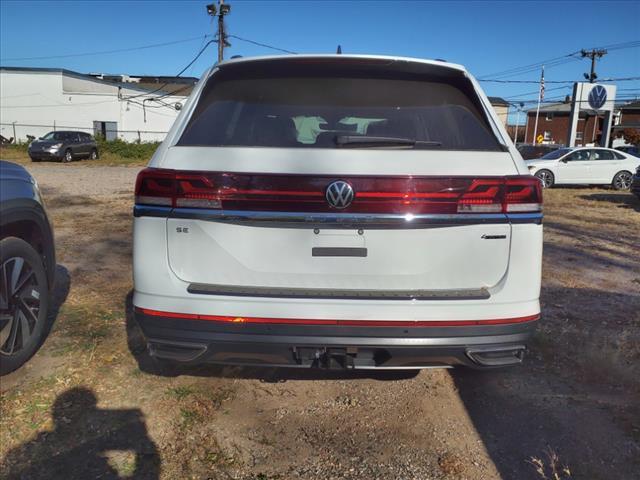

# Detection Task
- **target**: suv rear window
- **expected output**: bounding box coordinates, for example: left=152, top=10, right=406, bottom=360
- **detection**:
left=178, top=62, right=502, bottom=151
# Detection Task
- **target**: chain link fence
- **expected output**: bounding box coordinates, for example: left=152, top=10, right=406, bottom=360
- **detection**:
left=0, top=122, right=169, bottom=145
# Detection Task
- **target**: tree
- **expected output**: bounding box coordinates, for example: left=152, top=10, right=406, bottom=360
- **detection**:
left=622, top=128, right=640, bottom=146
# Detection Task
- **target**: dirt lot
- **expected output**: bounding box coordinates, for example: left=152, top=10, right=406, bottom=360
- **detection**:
left=1, top=162, right=639, bottom=480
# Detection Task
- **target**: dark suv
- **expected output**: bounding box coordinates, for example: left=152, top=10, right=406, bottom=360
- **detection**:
left=28, top=131, right=99, bottom=163
left=0, top=161, right=56, bottom=375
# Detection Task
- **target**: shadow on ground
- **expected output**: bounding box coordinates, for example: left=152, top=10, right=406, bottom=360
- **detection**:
left=452, top=285, right=640, bottom=480
left=123, top=291, right=418, bottom=383
left=578, top=192, right=640, bottom=212
left=0, top=387, right=160, bottom=479
left=43, top=265, right=71, bottom=341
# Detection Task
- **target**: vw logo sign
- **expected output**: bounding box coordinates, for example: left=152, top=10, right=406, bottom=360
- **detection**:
left=325, top=180, right=355, bottom=209
left=588, top=85, right=607, bottom=110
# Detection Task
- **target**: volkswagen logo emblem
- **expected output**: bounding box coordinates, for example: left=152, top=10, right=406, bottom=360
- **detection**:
left=588, top=85, right=607, bottom=110
left=325, top=180, right=355, bottom=209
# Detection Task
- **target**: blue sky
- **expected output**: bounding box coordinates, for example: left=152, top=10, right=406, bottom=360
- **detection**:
left=1, top=0, right=639, bottom=123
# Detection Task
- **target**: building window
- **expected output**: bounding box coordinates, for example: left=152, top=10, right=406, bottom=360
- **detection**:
left=576, top=131, right=583, bottom=141
left=543, top=131, right=551, bottom=141
left=545, top=112, right=554, bottom=121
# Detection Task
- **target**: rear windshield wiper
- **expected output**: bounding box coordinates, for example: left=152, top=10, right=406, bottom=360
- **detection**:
left=335, top=135, right=442, bottom=149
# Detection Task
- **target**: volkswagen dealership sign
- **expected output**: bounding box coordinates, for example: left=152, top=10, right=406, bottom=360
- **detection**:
left=588, top=85, right=608, bottom=110
left=567, top=82, right=617, bottom=147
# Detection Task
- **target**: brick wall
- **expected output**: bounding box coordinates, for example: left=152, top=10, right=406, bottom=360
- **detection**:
left=524, top=112, right=602, bottom=146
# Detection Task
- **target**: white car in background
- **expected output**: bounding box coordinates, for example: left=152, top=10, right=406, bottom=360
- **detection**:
left=526, top=147, right=639, bottom=189
left=133, top=54, right=543, bottom=370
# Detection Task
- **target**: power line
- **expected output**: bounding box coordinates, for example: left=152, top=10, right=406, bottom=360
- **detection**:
left=481, top=76, right=640, bottom=84
left=581, top=48, right=607, bottom=83
left=478, top=40, right=640, bottom=80
left=2, top=35, right=211, bottom=61
left=228, top=34, right=297, bottom=54
left=505, top=85, right=570, bottom=99
left=122, top=39, right=215, bottom=101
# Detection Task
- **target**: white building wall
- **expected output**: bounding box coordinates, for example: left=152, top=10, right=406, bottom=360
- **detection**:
left=0, top=69, right=184, bottom=143
left=492, top=105, right=509, bottom=127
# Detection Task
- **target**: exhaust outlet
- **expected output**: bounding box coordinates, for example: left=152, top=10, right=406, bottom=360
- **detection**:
left=466, top=345, right=526, bottom=367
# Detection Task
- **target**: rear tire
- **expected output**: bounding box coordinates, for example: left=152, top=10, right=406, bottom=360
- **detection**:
left=62, top=149, right=73, bottom=163
left=0, top=237, right=50, bottom=376
left=535, top=169, right=554, bottom=188
left=612, top=170, right=632, bottom=191
left=89, top=148, right=98, bottom=160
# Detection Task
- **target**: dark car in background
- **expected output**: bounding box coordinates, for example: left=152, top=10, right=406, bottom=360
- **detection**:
left=517, top=144, right=563, bottom=160
left=28, top=131, right=98, bottom=163
left=632, top=165, right=640, bottom=200
left=615, top=145, right=640, bottom=158
left=0, top=161, right=56, bottom=375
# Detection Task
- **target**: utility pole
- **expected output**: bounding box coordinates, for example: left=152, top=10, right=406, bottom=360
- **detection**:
left=206, top=1, right=231, bottom=63
left=581, top=48, right=607, bottom=83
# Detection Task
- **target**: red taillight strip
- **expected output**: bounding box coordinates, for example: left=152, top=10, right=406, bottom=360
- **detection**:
left=135, top=307, right=539, bottom=327
left=135, top=169, right=543, bottom=215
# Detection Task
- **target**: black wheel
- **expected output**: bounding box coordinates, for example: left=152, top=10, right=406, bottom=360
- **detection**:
left=535, top=169, right=555, bottom=188
left=612, top=171, right=632, bottom=191
left=89, top=148, right=99, bottom=160
left=0, top=237, right=49, bottom=375
left=62, top=149, right=73, bottom=163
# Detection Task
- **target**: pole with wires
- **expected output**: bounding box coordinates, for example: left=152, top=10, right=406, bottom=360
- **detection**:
left=582, top=48, right=607, bottom=83
left=206, top=1, right=231, bottom=63
left=532, top=66, right=545, bottom=144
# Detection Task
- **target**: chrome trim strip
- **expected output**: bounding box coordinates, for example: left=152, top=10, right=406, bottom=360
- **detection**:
left=133, top=205, right=172, bottom=218
left=134, top=205, right=543, bottom=227
left=187, top=283, right=491, bottom=301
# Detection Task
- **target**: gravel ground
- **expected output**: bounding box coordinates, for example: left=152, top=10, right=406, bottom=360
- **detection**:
left=1, top=163, right=639, bottom=480
left=27, top=164, right=142, bottom=198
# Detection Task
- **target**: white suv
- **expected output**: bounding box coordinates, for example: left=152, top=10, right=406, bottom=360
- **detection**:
left=133, top=55, right=543, bottom=369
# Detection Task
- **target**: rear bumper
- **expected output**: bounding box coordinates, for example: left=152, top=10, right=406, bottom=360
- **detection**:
left=134, top=308, right=538, bottom=369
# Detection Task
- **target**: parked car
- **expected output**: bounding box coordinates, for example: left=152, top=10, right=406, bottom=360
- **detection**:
left=632, top=165, right=640, bottom=200
left=525, top=147, right=640, bottom=189
left=28, top=131, right=98, bottom=162
left=615, top=145, right=640, bottom=158
left=517, top=144, right=562, bottom=160
left=0, top=161, right=56, bottom=375
left=133, top=55, right=543, bottom=370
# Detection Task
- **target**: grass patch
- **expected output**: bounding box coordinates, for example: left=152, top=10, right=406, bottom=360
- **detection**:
left=167, top=386, right=195, bottom=400
left=53, top=305, right=118, bottom=353
left=95, top=138, right=159, bottom=159
left=179, top=407, right=201, bottom=428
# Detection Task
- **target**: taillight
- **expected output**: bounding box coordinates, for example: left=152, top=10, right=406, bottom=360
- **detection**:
left=503, top=176, right=543, bottom=213
left=134, top=168, right=175, bottom=206
left=456, top=176, right=542, bottom=214
left=134, top=169, right=542, bottom=214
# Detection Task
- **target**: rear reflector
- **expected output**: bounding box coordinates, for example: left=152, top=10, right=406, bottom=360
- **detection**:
left=135, top=307, right=540, bottom=327
left=135, top=169, right=542, bottom=215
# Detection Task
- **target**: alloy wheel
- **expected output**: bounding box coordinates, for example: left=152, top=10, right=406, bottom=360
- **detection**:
left=614, top=172, right=632, bottom=190
left=536, top=171, right=553, bottom=188
left=64, top=150, right=72, bottom=162
left=0, top=257, right=42, bottom=356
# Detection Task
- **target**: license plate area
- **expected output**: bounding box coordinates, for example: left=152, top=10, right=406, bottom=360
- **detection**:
left=292, top=346, right=380, bottom=368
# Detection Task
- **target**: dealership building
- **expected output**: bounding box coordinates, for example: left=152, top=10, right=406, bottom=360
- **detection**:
left=0, top=66, right=197, bottom=143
